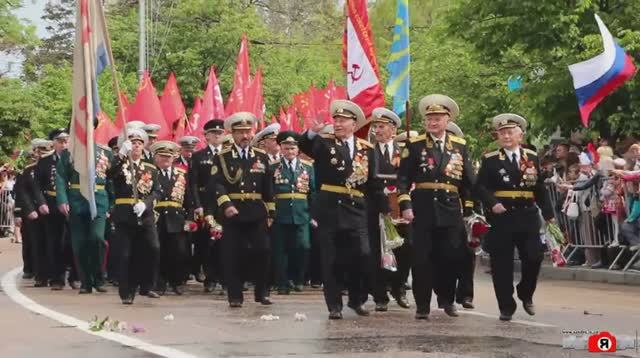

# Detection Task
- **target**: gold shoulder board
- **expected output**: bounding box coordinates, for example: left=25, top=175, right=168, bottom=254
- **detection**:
left=484, top=151, right=500, bottom=158
left=409, top=134, right=426, bottom=143
left=300, top=159, right=313, bottom=166
left=252, top=147, right=266, bottom=154
left=449, top=135, right=467, bottom=145
left=357, top=138, right=374, bottom=149
left=524, top=148, right=537, bottom=156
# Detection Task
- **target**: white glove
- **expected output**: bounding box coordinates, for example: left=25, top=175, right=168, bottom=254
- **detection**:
left=119, top=140, right=132, bottom=157
left=133, top=202, right=146, bottom=217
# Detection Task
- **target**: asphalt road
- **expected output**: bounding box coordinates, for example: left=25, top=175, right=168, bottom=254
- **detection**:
left=1, top=239, right=638, bottom=358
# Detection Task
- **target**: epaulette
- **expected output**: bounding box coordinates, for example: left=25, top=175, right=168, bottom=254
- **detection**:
left=97, top=144, right=111, bottom=151
left=449, top=135, right=466, bottom=145
left=175, top=167, right=186, bottom=173
left=268, top=160, right=279, bottom=166
left=219, top=147, right=232, bottom=155
left=484, top=150, right=500, bottom=158
left=40, top=151, right=54, bottom=158
left=357, top=138, right=374, bottom=149
left=524, top=148, right=537, bottom=156
left=320, top=133, right=335, bottom=139
left=252, top=147, right=266, bottom=154
left=24, top=163, right=36, bottom=170
left=142, top=162, right=156, bottom=169
left=397, top=142, right=406, bottom=148
left=300, top=159, right=313, bottom=166
left=409, top=134, right=426, bottom=143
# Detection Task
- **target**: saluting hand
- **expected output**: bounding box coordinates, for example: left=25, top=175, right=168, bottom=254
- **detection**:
left=311, top=114, right=327, bottom=133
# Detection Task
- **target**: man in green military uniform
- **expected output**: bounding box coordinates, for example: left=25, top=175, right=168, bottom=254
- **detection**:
left=56, top=139, right=114, bottom=294
left=270, top=131, right=316, bottom=294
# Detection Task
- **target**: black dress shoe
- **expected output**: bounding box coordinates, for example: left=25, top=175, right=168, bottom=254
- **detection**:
left=78, top=287, right=92, bottom=294
left=277, top=288, right=290, bottom=295
left=311, top=283, right=321, bottom=289
left=522, top=301, right=536, bottom=316
left=122, top=297, right=134, bottom=305
left=437, top=302, right=445, bottom=309
left=195, top=273, right=206, bottom=283
left=375, top=303, right=388, bottom=312
left=415, top=309, right=429, bottom=320
left=443, top=304, right=459, bottom=317
left=68, top=281, right=81, bottom=290
left=348, top=304, right=370, bottom=316
left=256, top=297, right=273, bottom=305
left=461, top=298, right=475, bottom=309
left=50, top=283, right=64, bottom=291
left=94, top=285, right=108, bottom=293
left=499, top=312, right=512, bottom=321
left=204, top=283, right=215, bottom=293
left=293, top=284, right=304, bottom=292
left=172, top=286, right=184, bottom=296
left=34, top=280, right=47, bottom=287
left=328, top=310, right=343, bottom=320
left=22, top=273, right=34, bottom=280
left=229, top=301, right=242, bottom=308
left=394, top=295, right=411, bottom=309
left=143, top=291, right=161, bottom=298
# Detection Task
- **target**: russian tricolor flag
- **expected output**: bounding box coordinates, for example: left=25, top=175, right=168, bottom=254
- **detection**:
left=568, top=14, right=636, bottom=127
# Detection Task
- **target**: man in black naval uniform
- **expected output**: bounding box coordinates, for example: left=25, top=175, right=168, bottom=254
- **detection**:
left=189, top=119, right=225, bottom=292
left=15, top=139, right=51, bottom=285
left=34, top=128, right=79, bottom=290
left=142, top=124, right=161, bottom=163
left=473, top=114, right=554, bottom=321
left=368, top=107, right=411, bottom=312
left=208, top=112, right=275, bottom=307
left=151, top=140, right=190, bottom=295
left=397, top=94, right=475, bottom=320
left=442, top=121, right=476, bottom=310
left=107, top=128, right=162, bottom=304
left=299, top=99, right=388, bottom=320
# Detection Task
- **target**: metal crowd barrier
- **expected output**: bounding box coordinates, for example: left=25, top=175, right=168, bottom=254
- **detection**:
left=545, top=180, right=639, bottom=272
left=0, top=189, right=15, bottom=237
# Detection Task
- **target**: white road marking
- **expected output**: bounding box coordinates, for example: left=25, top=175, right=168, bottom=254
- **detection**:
left=458, top=309, right=556, bottom=328
left=1, top=266, right=197, bottom=358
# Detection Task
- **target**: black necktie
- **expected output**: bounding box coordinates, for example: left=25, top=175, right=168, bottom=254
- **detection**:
left=344, top=140, right=351, bottom=158
left=288, top=160, right=294, bottom=171
left=165, top=169, right=170, bottom=179
left=241, top=149, right=246, bottom=160
left=383, top=144, right=390, bottom=162
left=435, top=140, right=443, bottom=153
left=214, top=148, right=219, bottom=155
left=511, top=153, right=519, bottom=170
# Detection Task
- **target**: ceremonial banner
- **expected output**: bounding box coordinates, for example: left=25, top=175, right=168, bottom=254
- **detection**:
left=386, top=0, right=410, bottom=116
left=568, top=14, right=636, bottom=127
left=160, top=72, right=187, bottom=136
left=343, top=0, right=385, bottom=129
left=70, top=0, right=110, bottom=218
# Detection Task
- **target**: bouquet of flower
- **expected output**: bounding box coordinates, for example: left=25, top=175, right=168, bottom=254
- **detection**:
left=379, top=214, right=405, bottom=272
left=543, top=222, right=566, bottom=267
left=464, top=213, right=490, bottom=253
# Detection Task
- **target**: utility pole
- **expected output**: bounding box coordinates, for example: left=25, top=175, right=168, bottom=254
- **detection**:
left=138, top=0, right=146, bottom=81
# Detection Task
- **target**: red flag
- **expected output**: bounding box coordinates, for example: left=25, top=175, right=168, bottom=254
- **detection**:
left=287, top=105, right=300, bottom=132
left=114, top=91, right=130, bottom=130
left=225, top=34, right=251, bottom=117
left=129, top=70, right=170, bottom=140
left=187, top=96, right=202, bottom=136
left=293, top=92, right=314, bottom=130
left=278, top=107, right=289, bottom=130
left=247, top=68, right=265, bottom=126
left=343, top=0, right=385, bottom=134
left=201, top=66, right=226, bottom=123
left=160, top=72, right=186, bottom=136
left=94, top=111, right=119, bottom=145
left=312, top=85, right=331, bottom=124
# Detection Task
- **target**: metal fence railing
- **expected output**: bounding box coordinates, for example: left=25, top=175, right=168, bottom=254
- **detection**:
left=0, top=189, right=15, bottom=237
left=545, top=180, right=639, bottom=272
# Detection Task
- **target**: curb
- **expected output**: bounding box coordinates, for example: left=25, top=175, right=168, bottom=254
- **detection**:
left=478, top=256, right=640, bottom=286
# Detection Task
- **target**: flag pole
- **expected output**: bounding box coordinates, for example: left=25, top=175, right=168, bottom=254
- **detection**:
left=96, top=0, right=141, bottom=224
left=405, top=100, right=411, bottom=134
left=97, top=0, right=128, bottom=139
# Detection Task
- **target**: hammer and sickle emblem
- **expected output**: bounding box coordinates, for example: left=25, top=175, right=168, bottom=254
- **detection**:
left=348, top=64, right=363, bottom=82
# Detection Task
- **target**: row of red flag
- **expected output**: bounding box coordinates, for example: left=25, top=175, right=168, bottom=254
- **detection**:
left=96, top=0, right=386, bottom=146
